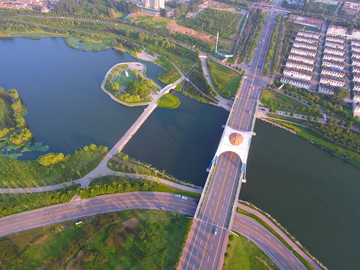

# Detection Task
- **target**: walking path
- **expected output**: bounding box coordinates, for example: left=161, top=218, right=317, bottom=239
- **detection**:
left=238, top=202, right=325, bottom=270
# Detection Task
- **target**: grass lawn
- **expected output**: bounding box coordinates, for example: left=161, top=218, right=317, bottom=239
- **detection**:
left=131, top=14, right=171, bottom=29
left=0, top=95, right=12, bottom=130
left=0, top=210, right=191, bottom=270
left=261, top=89, right=319, bottom=116
left=81, top=41, right=110, bottom=51
left=158, top=93, right=181, bottom=109
left=224, top=233, right=280, bottom=270
left=207, top=59, right=242, bottom=98
left=114, top=69, right=137, bottom=86
left=0, top=145, right=107, bottom=188
left=10, top=32, right=68, bottom=39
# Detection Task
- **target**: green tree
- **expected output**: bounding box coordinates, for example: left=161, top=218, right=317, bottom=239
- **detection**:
left=38, top=153, right=66, bottom=166
left=332, top=88, right=348, bottom=103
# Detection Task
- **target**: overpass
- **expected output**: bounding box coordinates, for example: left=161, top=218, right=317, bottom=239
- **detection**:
left=177, top=10, right=301, bottom=270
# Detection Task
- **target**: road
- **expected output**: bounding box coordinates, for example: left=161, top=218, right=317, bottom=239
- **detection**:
left=178, top=10, right=280, bottom=270
left=232, top=213, right=307, bottom=270
left=0, top=192, right=197, bottom=238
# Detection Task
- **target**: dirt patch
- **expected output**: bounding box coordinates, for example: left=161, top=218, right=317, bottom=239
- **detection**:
left=122, top=218, right=139, bottom=229
left=166, top=20, right=215, bottom=42
left=137, top=52, right=157, bottom=61
left=256, top=256, right=274, bottom=270
left=66, top=250, right=84, bottom=270
left=32, top=235, right=49, bottom=246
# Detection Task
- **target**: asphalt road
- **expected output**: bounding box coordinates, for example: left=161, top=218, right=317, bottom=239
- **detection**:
left=0, top=192, right=197, bottom=238
left=179, top=11, right=279, bottom=270
left=232, top=213, right=307, bottom=270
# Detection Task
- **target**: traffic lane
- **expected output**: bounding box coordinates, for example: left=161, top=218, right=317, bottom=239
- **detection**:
left=0, top=192, right=197, bottom=238
left=178, top=219, right=228, bottom=270
left=198, top=152, right=242, bottom=228
left=233, top=213, right=306, bottom=270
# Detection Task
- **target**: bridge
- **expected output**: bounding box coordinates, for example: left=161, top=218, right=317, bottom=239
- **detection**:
left=178, top=10, right=292, bottom=270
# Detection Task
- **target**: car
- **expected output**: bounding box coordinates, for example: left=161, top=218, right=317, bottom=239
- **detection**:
left=174, top=194, right=181, bottom=198
left=181, top=196, right=188, bottom=200
left=213, top=227, right=218, bottom=235
left=158, top=205, right=164, bottom=210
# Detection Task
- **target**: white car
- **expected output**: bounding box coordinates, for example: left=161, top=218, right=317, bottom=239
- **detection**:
left=181, top=196, right=188, bottom=200
left=175, top=194, right=181, bottom=198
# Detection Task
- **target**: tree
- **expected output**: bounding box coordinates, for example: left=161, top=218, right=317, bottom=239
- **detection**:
left=332, top=88, right=348, bottom=103
left=112, top=82, right=120, bottom=91
left=38, top=153, right=65, bottom=166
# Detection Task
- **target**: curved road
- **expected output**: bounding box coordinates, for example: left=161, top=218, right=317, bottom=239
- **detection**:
left=0, top=192, right=197, bottom=238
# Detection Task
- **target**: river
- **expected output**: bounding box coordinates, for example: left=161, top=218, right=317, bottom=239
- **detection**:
left=0, top=37, right=359, bottom=269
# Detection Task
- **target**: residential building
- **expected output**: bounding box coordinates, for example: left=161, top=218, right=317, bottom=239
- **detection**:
left=353, top=102, right=360, bottom=117
left=295, top=36, right=319, bottom=44
left=320, top=76, right=346, bottom=87
left=352, top=65, right=360, bottom=73
left=351, top=29, right=360, bottom=40
left=297, top=31, right=320, bottom=39
left=144, top=0, right=165, bottom=10
left=325, top=42, right=345, bottom=50
left=283, top=68, right=312, bottom=80
left=342, top=0, right=360, bottom=16
left=322, top=60, right=345, bottom=70
left=353, top=73, right=360, bottom=82
left=352, top=52, right=360, bottom=59
left=324, top=47, right=345, bottom=56
left=351, top=45, right=360, bottom=53
left=286, top=60, right=314, bottom=72
left=353, top=91, right=360, bottom=102
left=318, top=84, right=336, bottom=95
left=290, top=47, right=317, bottom=57
left=288, top=53, right=316, bottom=64
left=289, top=15, right=324, bottom=29
left=323, top=53, right=345, bottom=62
left=351, top=40, right=360, bottom=47
left=327, top=25, right=348, bottom=37
left=352, top=57, right=360, bottom=66
left=321, top=67, right=346, bottom=78
left=326, top=36, right=346, bottom=43
left=293, top=42, right=318, bottom=51
left=312, top=0, right=338, bottom=5
left=353, top=83, right=360, bottom=91
left=280, top=77, right=311, bottom=89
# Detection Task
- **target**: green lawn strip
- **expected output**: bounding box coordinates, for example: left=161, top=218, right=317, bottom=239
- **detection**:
left=156, top=56, right=182, bottom=84
left=83, top=175, right=200, bottom=199
left=261, top=89, right=320, bottom=116
left=0, top=95, right=12, bottom=129
left=266, top=119, right=360, bottom=167
left=182, top=82, right=215, bottom=104
left=0, top=210, right=191, bottom=269
left=81, top=41, right=110, bottom=51
left=223, top=232, right=280, bottom=270
left=294, top=251, right=316, bottom=270
left=267, top=113, right=310, bottom=124
left=237, top=208, right=293, bottom=251
left=158, top=93, right=181, bottom=109
left=0, top=145, right=108, bottom=188
left=206, top=59, right=242, bottom=98
left=10, top=32, right=68, bottom=39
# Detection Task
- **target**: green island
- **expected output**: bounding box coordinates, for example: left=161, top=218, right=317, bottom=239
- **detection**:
left=157, top=93, right=181, bottom=109
left=0, top=210, right=191, bottom=269
left=0, top=87, right=48, bottom=159
left=223, top=233, right=280, bottom=270
left=102, top=62, right=157, bottom=105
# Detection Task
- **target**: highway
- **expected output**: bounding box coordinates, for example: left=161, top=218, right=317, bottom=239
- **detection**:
left=179, top=10, right=281, bottom=270
left=0, top=192, right=197, bottom=238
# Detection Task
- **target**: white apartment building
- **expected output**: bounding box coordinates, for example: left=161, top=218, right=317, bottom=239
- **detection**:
left=351, top=45, right=360, bottom=53
left=353, top=91, right=360, bottom=102
left=286, top=60, right=314, bottom=72
left=323, top=53, right=345, bottom=62
left=353, top=74, right=360, bottom=82
left=322, top=60, right=345, bottom=70
left=283, top=68, right=312, bottom=80
left=288, top=53, right=316, bottom=64
left=352, top=52, right=360, bottom=59
left=297, top=31, right=320, bottom=39
left=318, top=84, right=336, bottom=95
left=324, top=47, right=345, bottom=56
left=351, top=40, right=360, bottom=47
left=326, top=36, right=345, bottom=43
left=327, top=25, right=348, bottom=37
left=353, top=83, right=360, bottom=91
left=280, top=77, right=311, bottom=90
left=290, top=48, right=317, bottom=57
left=325, top=42, right=345, bottom=50
left=353, top=103, right=360, bottom=117
left=351, top=29, right=360, bottom=40
left=321, top=67, right=346, bottom=78
left=293, top=42, right=318, bottom=51
left=320, top=76, right=346, bottom=87
left=352, top=58, right=360, bottom=66
left=295, top=36, right=319, bottom=44
left=352, top=65, right=360, bottom=73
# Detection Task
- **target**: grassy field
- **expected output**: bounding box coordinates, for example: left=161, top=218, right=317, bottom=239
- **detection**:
left=223, top=233, right=280, bottom=270
left=206, top=59, right=242, bottom=98
left=10, top=32, right=68, bottom=39
left=114, top=69, right=136, bottom=86
left=158, top=93, right=181, bottom=109
left=0, top=145, right=107, bottom=188
left=261, top=89, right=320, bottom=116
left=0, top=95, right=11, bottom=130
left=0, top=210, right=191, bottom=269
